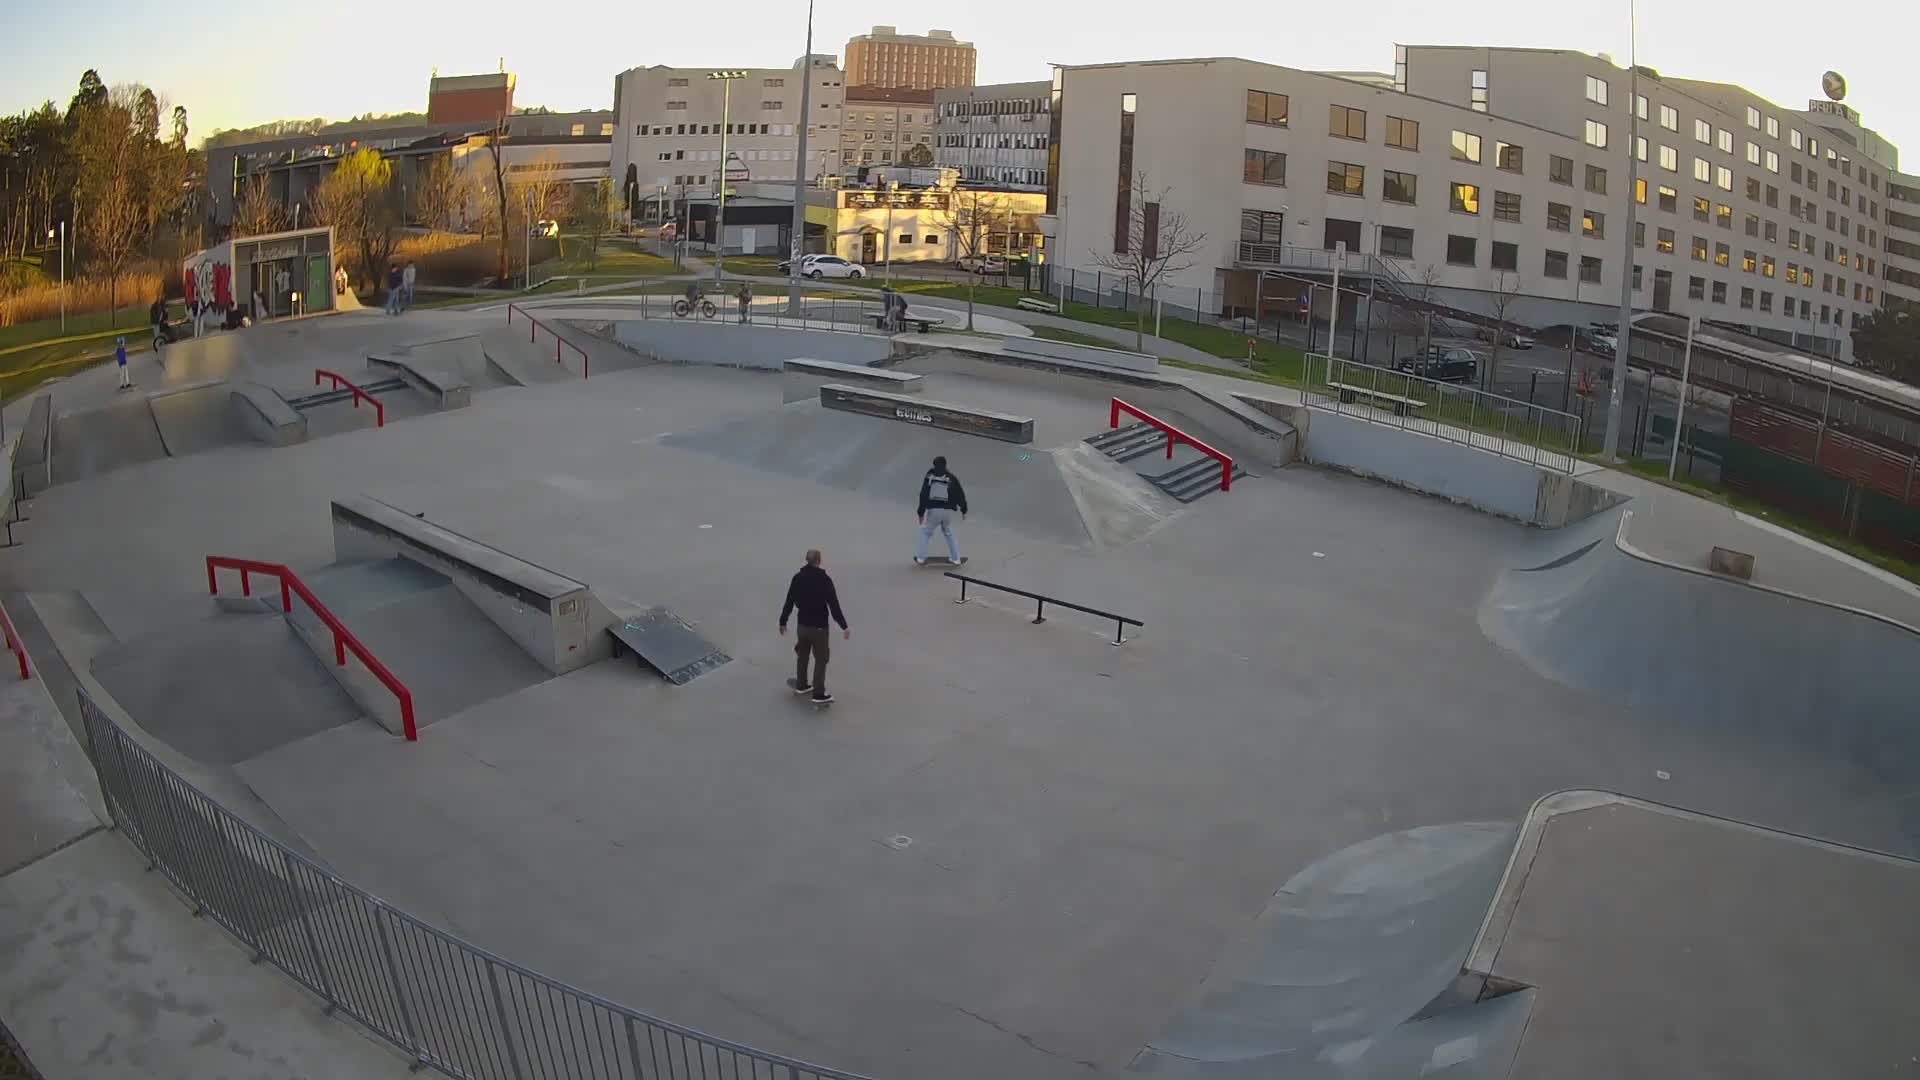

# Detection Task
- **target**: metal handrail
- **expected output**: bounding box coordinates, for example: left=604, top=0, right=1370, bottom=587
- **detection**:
left=0, top=598, right=28, bottom=680
left=206, top=556, right=417, bottom=740
left=313, top=369, right=385, bottom=427
left=506, top=303, right=590, bottom=378
left=75, top=686, right=872, bottom=1080
left=1303, top=354, right=1583, bottom=473
left=1110, top=397, right=1235, bottom=493
left=946, top=571, right=1144, bottom=645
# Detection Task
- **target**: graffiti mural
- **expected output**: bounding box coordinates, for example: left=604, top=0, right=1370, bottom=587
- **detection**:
left=182, top=257, right=233, bottom=311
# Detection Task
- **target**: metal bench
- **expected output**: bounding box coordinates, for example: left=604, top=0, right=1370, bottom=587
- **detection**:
left=1016, top=297, right=1060, bottom=314
left=1326, top=381, right=1429, bottom=417
left=865, top=312, right=936, bottom=334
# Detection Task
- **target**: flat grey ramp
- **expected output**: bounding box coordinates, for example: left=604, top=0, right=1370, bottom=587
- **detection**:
left=89, top=609, right=365, bottom=765
left=1479, top=508, right=1920, bottom=836
left=49, top=396, right=169, bottom=485
left=662, top=403, right=1093, bottom=546
left=608, top=606, right=732, bottom=684
left=1130, top=821, right=1520, bottom=1077
left=149, top=383, right=255, bottom=456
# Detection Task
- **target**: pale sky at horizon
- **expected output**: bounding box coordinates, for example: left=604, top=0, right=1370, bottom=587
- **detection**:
left=4, top=0, right=1913, bottom=164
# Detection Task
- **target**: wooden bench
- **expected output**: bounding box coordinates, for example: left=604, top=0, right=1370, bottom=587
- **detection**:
left=1016, top=297, right=1060, bottom=314
left=1326, top=381, right=1429, bottom=417
left=865, top=312, right=937, bottom=334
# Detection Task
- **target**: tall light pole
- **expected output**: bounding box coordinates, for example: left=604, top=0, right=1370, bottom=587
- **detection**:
left=47, top=223, right=66, bottom=333
left=708, top=70, right=746, bottom=285
left=1601, top=0, right=1641, bottom=460
left=787, top=0, right=816, bottom=316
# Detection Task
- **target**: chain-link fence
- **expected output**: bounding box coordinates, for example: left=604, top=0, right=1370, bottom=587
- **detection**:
left=78, top=687, right=871, bottom=1080
left=1302, top=354, right=1584, bottom=473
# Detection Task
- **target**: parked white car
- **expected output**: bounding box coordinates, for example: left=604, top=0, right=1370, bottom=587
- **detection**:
left=959, top=254, right=1007, bottom=274
left=782, top=254, right=865, bottom=280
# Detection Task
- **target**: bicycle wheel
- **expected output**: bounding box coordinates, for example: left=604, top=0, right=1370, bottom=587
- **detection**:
left=700, top=300, right=717, bottom=319
left=672, top=299, right=691, bottom=317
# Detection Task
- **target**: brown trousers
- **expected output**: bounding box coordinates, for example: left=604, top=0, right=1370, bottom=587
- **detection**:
left=794, top=625, right=831, bottom=695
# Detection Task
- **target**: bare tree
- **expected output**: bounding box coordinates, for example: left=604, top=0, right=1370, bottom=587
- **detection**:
left=514, top=152, right=568, bottom=227
left=1482, top=270, right=1525, bottom=392
left=485, top=118, right=513, bottom=282
left=70, top=87, right=143, bottom=323
left=572, top=178, right=614, bottom=269
left=412, top=153, right=471, bottom=232
left=311, top=149, right=399, bottom=294
left=1086, top=170, right=1207, bottom=351
left=932, top=187, right=1004, bottom=331
left=233, top=172, right=285, bottom=236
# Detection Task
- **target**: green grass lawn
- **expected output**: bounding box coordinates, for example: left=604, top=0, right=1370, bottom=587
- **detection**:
left=0, top=304, right=153, bottom=354
left=0, top=305, right=161, bottom=403
left=1028, top=326, right=1119, bottom=348
left=542, top=237, right=684, bottom=278
left=721, top=256, right=788, bottom=277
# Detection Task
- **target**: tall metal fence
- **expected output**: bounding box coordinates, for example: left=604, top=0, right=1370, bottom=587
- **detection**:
left=77, top=688, right=871, bottom=1080
left=575, top=290, right=901, bottom=337
left=1301, top=354, right=1583, bottom=473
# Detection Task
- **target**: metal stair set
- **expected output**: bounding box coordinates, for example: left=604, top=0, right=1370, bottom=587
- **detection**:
left=285, top=376, right=407, bottom=411
left=1085, top=424, right=1247, bottom=504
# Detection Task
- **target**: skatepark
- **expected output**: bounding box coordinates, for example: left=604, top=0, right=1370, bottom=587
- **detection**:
left=2, top=290, right=1918, bottom=1079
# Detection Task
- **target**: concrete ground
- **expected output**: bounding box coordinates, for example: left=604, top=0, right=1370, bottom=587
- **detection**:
left=3, top=304, right=1915, bottom=1079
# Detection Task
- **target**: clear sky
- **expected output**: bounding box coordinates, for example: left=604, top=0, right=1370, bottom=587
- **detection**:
left=3, top=0, right=1912, bottom=162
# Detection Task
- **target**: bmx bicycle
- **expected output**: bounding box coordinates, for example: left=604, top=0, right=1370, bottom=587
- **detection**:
left=672, top=296, right=718, bottom=319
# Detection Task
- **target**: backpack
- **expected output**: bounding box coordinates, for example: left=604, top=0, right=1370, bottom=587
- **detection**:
left=926, top=473, right=951, bottom=503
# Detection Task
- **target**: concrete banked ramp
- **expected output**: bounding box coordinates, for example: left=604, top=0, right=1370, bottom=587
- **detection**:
left=1479, top=507, right=1920, bottom=833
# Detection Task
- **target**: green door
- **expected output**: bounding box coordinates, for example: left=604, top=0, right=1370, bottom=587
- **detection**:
left=306, top=256, right=333, bottom=313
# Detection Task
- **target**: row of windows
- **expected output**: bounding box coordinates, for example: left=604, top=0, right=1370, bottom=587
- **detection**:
left=636, top=122, right=797, bottom=137
left=656, top=147, right=799, bottom=163
left=936, top=133, right=1048, bottom=150
left=1438, top=234, right=1604, bottom=280
left=938, top=97, right=1048, bottom=117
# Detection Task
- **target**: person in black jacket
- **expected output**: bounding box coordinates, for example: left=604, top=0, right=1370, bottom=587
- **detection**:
left=915, top=456, right=968, bottom=564
left=779, top=549, right=849, bottom=702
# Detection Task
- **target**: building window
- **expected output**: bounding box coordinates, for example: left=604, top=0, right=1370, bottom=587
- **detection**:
left=1740, top=286, right=1754, bottom=308
left=1584, top=119, right=1608, bottom=148
left=1491, top=240, right=1518, bottom=271
left=1635, top=94, right=1649, bottom=120
left=1759, top=290, right=1772, bottom=313
left=1241, top=208, right=1287, bottom=245
left=1657, top=227, right=1675, bottom=253
left=1743, top=250, right=1757, bottom=272
left=1385, top=116, right=1419, bottom=150
left=1550, top=155, right=1573, bottom=185
left=1545, top=249, right=1569, bottom=278
left=1585, top=165, right=1607, bottom=194
left=1791, top=129, right=1803, bottom=151
left=1692, top=196, right=1711, bottom=222
left=1659, top=104, right=1678, bottom=131
left=1635, top=136, right=1648, bottom=162
left=1494, top=190, right=1521, bottom=222
left=1746, top=141, right=1761, bottom=166
left=1383, top=169, right=1418, bottom=204
left=1635, top=222, right=1645, bottom=248
left=1658, top=186, right=1677, bottom=212
left=1766, top=116, right=1779, bottom=138
left=1495, top=142, right=1523, bottom=172
left=667, top=78, right=689, bottom=87
left=1379, top=225, right=1415, bottom=259
left=1326, top=160, right=1364, bottom=196
left=1660, top=146, right=1679, bottom=172
left=1746, top=105, right=1761, bottom=129
left=1692, top=156, right=1710, bottom=182
left=1764, top=220, right=1777, bottom=242
left=1450, top=181, right=1480, bottom=214
left=1447, top=234, right=1477, bottom=266
left=1718, top=129, right=1733, bottom=154
left=1547, top=202, right=1571, bottom=232
left=666, top=101, right=688, bottom=110
left=1765, top=150, right=1779, bottom=173
left=1243, top=149, right=1286, bottom=187
left=1716, top=204, right=1732, bottom=229
left=1584, top=210, right=1605, bottom=238
left=1635, top=178, right=1647, bottom=204
left=1765, top=185, right=1778, bottom=207
left=1691, top=235, right=1708, bottom=261
left=1581, top=256, right=1604, bottom=284
left=1694, top=118, right=1711, bottom=144
left=1394, top=44, right=1408, bottom=92
left=1246, top=89, right=1289, bottom=127
left=1715, top=241, right=1730, bottom=267
left=1471, top=69, right=1489, bottom=112
left=1716, top=166, right=1733, bottom=191
left=1744, top=213, right=1759, bottom=236
left=1450, top=130, right=1482, bottom=163
left=1689, top=275, right=1706, bottom=300
left=1329, top=105, right=1366, bottom=140
left=1584, top=75, right=1609, bottom=105
left=1762, top=255, right=1776, bottom=277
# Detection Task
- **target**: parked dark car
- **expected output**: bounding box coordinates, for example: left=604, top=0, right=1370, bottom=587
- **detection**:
left=1395, top=346, right=1479, bottom=384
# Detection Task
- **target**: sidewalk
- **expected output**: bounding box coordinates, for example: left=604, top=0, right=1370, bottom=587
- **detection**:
left=0, top=674, right=414, bottom=1079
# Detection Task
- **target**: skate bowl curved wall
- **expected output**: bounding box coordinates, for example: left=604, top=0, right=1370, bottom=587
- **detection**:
left=607, top=320, right=892, bottom=371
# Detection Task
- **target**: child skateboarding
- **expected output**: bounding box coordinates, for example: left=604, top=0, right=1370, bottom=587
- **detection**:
left=778, top=548, right=849, bottom=704
left=915, top=456, right=968, bottom=565
left=114, top=337, right=132, bottom=390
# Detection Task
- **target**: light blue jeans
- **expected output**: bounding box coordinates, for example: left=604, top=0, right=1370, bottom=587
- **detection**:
left=917, top=508, right=959, bottom=561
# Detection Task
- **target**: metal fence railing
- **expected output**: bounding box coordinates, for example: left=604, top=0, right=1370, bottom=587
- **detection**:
left=77, top=687, right=872, bottom=1080
left=577, top=290, right=902, bottom=338
left=1302, top=354, right=1583, bottom=473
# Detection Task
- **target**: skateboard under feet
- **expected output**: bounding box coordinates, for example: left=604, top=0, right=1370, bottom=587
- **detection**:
left=914, top=556, right=967, bottom=566
left=785, top=677, right=833, bottom=706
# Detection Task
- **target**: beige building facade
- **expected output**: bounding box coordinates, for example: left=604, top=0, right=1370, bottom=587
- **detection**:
left=843, top=27, right=975, bottom=91
left=839, top=87, right=936, bottom=175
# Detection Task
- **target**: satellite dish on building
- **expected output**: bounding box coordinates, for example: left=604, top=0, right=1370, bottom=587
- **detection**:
left=1821, top=71, right=1847, bottom=101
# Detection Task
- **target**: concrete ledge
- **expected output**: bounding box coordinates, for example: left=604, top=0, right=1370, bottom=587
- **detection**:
left=819, top=383, right=1034, bottom=443
left=370, top=349, right=472, bottom=411
left=17, top=394, right=51, bottom=496
left=1003, top=336, right=1158, bottom=373
left=229, top=382, right=308, bottom=447
left=610, top=320, right=892, bottom=370
left=330, top=495, right=612, bottom=674
left=782, top=357, right=922, bottom=403
left=897, top=338, right=1180, bottom=389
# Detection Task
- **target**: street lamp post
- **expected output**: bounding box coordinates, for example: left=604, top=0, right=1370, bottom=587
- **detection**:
left=1601, top=0, right=1642, bottom=460
left=709, top=70, right=747, bottom=285
left=787, top=0, right=816, bottom=316
left=47, top=223, right=66, bottom=333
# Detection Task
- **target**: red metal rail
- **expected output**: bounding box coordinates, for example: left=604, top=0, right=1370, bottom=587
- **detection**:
left=206, top=556, right=417, bottom=740
left=506, top=303, right=590, bottom=378
left=0, top=598, right=29, bottom=680
left=1110, top=397, right=1236, bottom=493
left=314, top=369, right=385, bottom=427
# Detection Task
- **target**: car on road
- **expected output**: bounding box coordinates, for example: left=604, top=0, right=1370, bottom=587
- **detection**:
left=530, top=220, right=560, bottom=238
left=958, top=254, right=1007, bottom=275
left=1585, top=323, right=1619, bottom=353
left=1395, top=346, right=1480, bottom=384
left=1502, top=330, right=1535, bottom=349
left=776, top=254, right=865, bottom=279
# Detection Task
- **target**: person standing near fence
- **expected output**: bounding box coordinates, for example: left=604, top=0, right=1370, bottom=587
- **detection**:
left=779, top=549, right=849, bottom=703
left=402, top=260, right=418, bottom=309
left=737, top=281, right=753, bottom=324
left=915, top=456, right=968, bottom=565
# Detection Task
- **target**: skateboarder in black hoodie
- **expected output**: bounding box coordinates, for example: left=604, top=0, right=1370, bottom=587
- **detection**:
left=915, top=456, right=968, bottom=565
left=779, top=549, right=849, bottom=703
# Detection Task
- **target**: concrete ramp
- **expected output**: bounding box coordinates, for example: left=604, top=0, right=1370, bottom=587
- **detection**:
left=149, top=382, right=256, bottom=456
left=50, top=395, right=169, bottom=484
left=478, top=325, right=579, bottom=387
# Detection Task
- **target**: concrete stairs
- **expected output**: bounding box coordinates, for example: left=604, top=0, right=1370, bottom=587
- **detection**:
left=1085, top=423, right=1247, bottom=504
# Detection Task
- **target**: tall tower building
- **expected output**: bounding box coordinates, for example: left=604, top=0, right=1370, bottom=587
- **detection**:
left=842, top=27, right=976, bottom=91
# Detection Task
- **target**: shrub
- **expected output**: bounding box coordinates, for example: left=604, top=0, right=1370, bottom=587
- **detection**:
left=0, top=272, right=164, bottom=328
left=392, top=231, right=559, bottom=288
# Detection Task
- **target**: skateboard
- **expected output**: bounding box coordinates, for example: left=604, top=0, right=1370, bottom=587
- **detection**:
left=786, top=677, right=833, bottom=706
left=913, top=556, right=968, bottom=566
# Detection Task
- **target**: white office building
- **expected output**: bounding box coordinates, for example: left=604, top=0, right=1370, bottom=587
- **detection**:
left=1048, top=48, right=1910, bottom=361
left=611, top=60, right=847, bottom=209
left=935, top=80, right=1052, bottom=190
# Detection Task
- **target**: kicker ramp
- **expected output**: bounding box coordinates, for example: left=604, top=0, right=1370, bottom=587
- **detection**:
left=330, top=495, right=617, bottom=675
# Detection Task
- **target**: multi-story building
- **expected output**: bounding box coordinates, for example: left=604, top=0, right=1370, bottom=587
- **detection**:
left=1049, top=48, right=1906, bottom=362
left=427, top=73, right=514, bottom=124
left=838, top=86, right=936, bottom=176
left=843, top=27, right=975, bottom=91
left=610, top=59, right=846, bottom=210
left=1885, top=170, right=1920, bottom=310
left=935, top=80, right=1051, bottom=190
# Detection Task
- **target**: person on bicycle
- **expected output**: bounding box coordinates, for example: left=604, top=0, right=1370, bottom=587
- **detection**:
left=737, top=282, right=752, bottom=324
left=684, top=281, right=700, bottom=308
